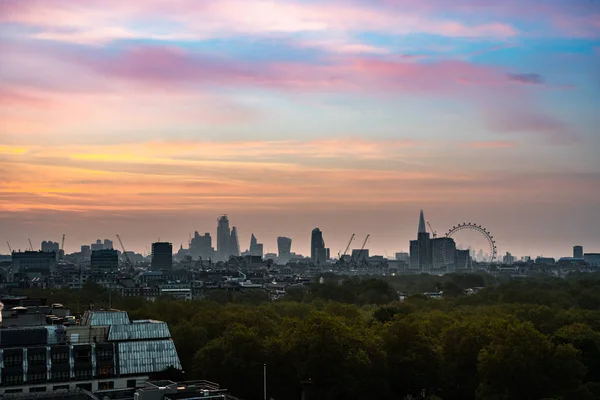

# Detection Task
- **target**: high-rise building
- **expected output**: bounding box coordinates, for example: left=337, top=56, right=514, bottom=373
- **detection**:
left=431, top=237, right=456, bottom=271
left=81, top=245, right=91, bottom=258
left=217, top=215, right=231, bottom=261
left=249, top=234, right=264, bottom=257
left=41, top=241, right=60, bottom=253
left=277, top=237, right=292, bottom=259
left=151, top=242, right=173, bottom=270
left=91, top=239, right=104, bottom=251
left=190, top=231, right=214, bottom=260
left=104, top=239, right=114, bottom=250
left=311, top=228, right=328, bottom=264
left=409, top=210, right=432, bottom=271
left=230, top=227, right=240, bottom=257
left=91, top=249, right=119, bottom=273
left=573, top=245, right=583, bottom=259
left=456, top=249, right=472, bottom=270
left=351, top=249, right=369, bottom=264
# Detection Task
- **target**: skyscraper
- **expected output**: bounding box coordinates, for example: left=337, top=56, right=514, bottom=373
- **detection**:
left=573, top=245, right=583, bottom=259
left=249, top=233, right=264, bottom=257
left=190, top=231, right=214, bottom=260
left=230, top=227, right=240, bottom=257
left=409, top=210, right=433, bottom=271
left=217, top=215, right=231, bottom=261
left=103, top=239, right=114, bottom=250
left=151, top=242, right=173, bottom=270
left=277, top=236, right=292, bottom=259
left=311, top=228, right=327, bottom=264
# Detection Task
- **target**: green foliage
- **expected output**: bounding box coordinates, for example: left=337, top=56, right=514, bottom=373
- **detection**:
left=21, top=274, right=600, bottom=400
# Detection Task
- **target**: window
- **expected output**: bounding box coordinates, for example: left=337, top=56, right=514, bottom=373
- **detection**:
left=99, top=381, right=114, bottom=390
left=127, top=379, right=136, bottom=388
left=5, top=389, right=23, bottom=394
left=30, top=387, right=47, bottom=393
left=53, top=385, right=70, bottom=390
left=51, top=370, right=70, bottom=381
left=76, top=383, right=92, bottom=391
left=27, top=372, right=47, bottom=384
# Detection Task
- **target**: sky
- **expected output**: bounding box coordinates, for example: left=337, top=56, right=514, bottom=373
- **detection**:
left=1, top=0, right=599, bottom=259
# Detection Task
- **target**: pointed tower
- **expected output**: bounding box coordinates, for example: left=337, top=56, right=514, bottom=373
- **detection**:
left=418, top=209, right=427, bottom=234
left=230, top=227, right=240, bottom=257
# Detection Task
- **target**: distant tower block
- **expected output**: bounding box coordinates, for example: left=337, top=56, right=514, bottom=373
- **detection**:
left=573, top=245, right=583, bottom=259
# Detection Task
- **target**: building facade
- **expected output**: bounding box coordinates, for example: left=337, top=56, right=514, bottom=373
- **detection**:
left=311, top=228, right=328, bottom=264
left=573, top=245, right=584, bottom=259
left=216, top=216, right=231, bottom=261
left=151, top=242, right=173, bottom=270
left=90, top=249, right=118, bottom=274
left=0, top=310, right=182, bottom=397
left=11, top=252, right=57, bottom=277
left=277, top=237, right=292, bottom=259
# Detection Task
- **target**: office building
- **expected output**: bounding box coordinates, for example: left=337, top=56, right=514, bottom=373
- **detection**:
left=41, top=241, right=60, bottom=253
left=277, top=237, right=292, bottom=259
left=80, top=245, right=91, bottom=259
left=431, top=237, right=456, bottom=271
left=395, top=252, right=409, bottom=262
left=573, top=245, right=583, bottom=259
left=11, top=251, right=57, bottom=277
left=503, top=251, right=516, bottom=265
left=409, top=210, right=433, bottom=271
left=249, top=234, right=264, bottom=258
left=584, top=253, right=600, bottom=268
left=311, top=228, right=328, bottom=264
left=190, top=232, right=214, bottom=260
left=217, top=215, right=231, bottom=261
left=91, top=249, right=119, bottom=273
left=351, top=249, right=369, bottom=264
left=456, top=249, right=472, bottom=270
left=0, top=309, right=182, bottom=397
left=151, top=242, right=173, bottom=270
left=91, top=240, right=103, bottom=252
left=103, top=239, right=113, bottom=250
left=230, top=227, right=240, bottom=257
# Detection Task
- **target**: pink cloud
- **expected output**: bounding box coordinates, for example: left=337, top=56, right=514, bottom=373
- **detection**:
left=485, top=109, right=580, bottom=145
left=0, top=0, right=518, bottom=45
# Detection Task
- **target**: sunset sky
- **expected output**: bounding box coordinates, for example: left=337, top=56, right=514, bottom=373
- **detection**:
left=1, top=0, right=599, bottom=258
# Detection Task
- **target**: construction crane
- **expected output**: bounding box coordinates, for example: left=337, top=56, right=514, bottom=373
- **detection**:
left=351, top=234, right=370, bottom=265
left=60, top=234, right=65, bottom=259
left=116, top=234, right=132, bottom=266
left=6, top=242, right=12, bottom=253
left=28, top=238, right=34, bottom=251
left=426, top=220, right=437, bottom=239
left=339, top=233, right=355, bottom=260
left=356, top=234, right=370, bottom=265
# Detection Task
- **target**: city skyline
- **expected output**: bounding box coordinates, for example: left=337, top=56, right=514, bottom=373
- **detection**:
left=2, top=208, right=597, bottom=260
left=1, top=1, right=599, bottom=258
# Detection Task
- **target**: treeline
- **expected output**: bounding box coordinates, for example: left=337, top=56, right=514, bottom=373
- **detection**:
left=20, top=273, right=600, bottom=400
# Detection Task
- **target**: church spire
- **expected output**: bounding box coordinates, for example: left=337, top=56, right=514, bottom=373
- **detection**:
left=418, top=210, right=427, bottom=234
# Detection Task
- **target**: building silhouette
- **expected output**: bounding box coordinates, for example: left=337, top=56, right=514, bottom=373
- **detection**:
left=573, top=245, right=583, bottom=259
left=311, top=228, right=328, bottom=264
left=410, top=210, right=432, bottom=271
left=230, top=227, right=240, bottom=257
left=91, top=239, right=104, bottom=251
left=217, top=215, right=231, bottom=261
left=190, top=231, right=214, bottom=260
left=103, top=239, right=114, bottom=250
left=11, top=251, right=57, bottom=278
left=431, top=237, right=456, bottom=271
left=249, top=234, right=264, bottom=257
left=151, top=242, right=173, bottom=270
left=41, top=241, right=60, bottom=253
left=91, top=249, right=119, bottom=273
left=277, top=237, right=292, bottom=259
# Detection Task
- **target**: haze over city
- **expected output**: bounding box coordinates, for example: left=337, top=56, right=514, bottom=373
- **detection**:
left=1, top=0, right=599, bottom=258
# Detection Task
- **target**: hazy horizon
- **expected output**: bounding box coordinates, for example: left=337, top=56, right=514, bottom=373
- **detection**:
left=1, top=0, right=599, bottom=259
